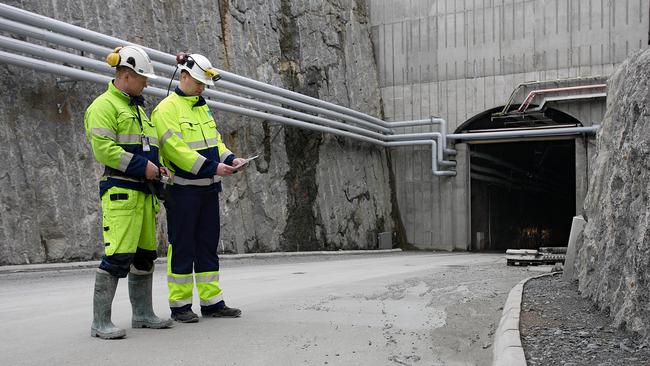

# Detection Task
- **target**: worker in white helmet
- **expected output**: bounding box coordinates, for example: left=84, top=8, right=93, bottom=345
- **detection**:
left=84, top=45, right=173, bottom=339
left=152, top=52, right=245, bottom=322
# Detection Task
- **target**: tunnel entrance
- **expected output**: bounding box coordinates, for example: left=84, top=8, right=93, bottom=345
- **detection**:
left=460, top=106, right=579, bottom=251
left=470, top=140, right=575, bottom=251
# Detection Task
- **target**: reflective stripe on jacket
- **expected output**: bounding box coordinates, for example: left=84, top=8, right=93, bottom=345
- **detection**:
left=151, top=88, right=234, bottom=189
left=84, top=81, right=160, bottom=196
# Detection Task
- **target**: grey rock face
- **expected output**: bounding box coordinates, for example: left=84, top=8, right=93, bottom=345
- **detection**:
left=575, top=48, right=650, bottom=339
left=0, top=0, right=396, bottom=264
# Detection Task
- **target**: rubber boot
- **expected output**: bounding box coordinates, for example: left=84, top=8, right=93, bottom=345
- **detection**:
left=128, top=272, right=173, bottom=329
left=91, top=269, right=126, bottom=339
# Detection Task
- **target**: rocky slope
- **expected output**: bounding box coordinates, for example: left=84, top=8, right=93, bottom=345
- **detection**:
left=575, top=48, right=650, bottom=340
left=0, top=0, right=398, bottom=264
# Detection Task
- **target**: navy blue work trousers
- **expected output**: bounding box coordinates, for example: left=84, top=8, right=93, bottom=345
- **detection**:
left=165, top=185, right=221, bottom=275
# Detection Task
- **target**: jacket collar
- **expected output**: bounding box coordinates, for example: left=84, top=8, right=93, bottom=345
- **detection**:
left=174, top=86, right=206, bottom=107
left=108, top=81, right=145, bottom=107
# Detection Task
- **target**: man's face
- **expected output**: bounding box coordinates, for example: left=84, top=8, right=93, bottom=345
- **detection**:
left=127, top=72, right=148, bottom=96
left=180, top=73, right=206, bottom=96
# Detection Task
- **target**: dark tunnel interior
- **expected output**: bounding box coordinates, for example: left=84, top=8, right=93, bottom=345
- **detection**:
left=470, top=140, right=576, bottom=251
left=461, top=105, right=581, bottom=252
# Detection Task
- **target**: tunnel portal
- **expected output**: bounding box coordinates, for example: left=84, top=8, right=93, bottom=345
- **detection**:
left=461, top=107, right=579, bottom=251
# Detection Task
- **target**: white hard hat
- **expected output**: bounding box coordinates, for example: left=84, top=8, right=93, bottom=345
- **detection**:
left=177, top=53, right=220, bottom=86
left=106, top=45, right=157, bottom=79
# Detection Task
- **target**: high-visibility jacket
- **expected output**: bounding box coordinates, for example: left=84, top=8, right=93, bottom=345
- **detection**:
left=152, top=87, right=234, bottom=311
left=151, top=88, right=234, bottom=191
left=84, top=81, right=160, bottom=196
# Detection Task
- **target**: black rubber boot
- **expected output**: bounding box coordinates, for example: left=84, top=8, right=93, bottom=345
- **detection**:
left=91, top=269, right=126, bottom=339
left=202, top=305, right=242, bottom=318
left=128, top=272, right=173, bottom=329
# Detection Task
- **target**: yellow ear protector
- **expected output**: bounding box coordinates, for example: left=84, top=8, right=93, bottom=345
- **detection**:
left=106, top=46, right=123, bottom=67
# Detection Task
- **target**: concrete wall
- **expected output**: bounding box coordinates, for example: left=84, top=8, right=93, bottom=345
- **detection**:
left=369, top=0, right=649, bottom=249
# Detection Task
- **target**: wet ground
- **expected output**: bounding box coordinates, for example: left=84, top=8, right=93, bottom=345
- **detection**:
left=520, top=274, right=650, bottom=366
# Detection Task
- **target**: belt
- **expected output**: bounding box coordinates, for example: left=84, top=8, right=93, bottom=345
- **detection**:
left=172, top=176, right=221, bottom=186
left=102, top=166, right=145, bottom=183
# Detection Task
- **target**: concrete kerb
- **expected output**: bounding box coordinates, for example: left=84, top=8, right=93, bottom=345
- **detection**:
left=0, top=248, right=403, bottom=274
left=492, top=271, right=560, bottom=366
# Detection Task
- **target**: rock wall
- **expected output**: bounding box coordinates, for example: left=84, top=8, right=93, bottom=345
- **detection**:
left=575, top=49, right=650, bottom=339
left=0, top=0, right=398, bottom=265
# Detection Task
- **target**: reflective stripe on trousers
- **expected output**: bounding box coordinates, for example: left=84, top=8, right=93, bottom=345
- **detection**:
left=167, top=248, right=194, bottom=308
left=196, top=272, right=223, bottom=306
left=166, top=253, right=224, bottom=308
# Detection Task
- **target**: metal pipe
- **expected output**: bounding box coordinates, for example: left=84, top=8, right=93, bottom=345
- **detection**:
left=0, top=17, right=113, bottom=60
left=0, top=50, right=380, bottom=143
left=465, top=124, right=579, bottom=134
left=498, top=76, right=608, bottom=115
left=0, top=33, right=113, bottom=73
left=0, top=3, right=453, bottom=149
left=0, top=3, right=175, bottom=63
left=212, top=80, right=393, bottom=134
left=387, top=117, right=443, bottom=128
left=0, top=35, right=389, bottom=140
left=384, top=132, right=456, bottom=166
left=205, top=108, right=455, bottom=176
left=0, top=2, right=387, bottom=127
left=217, top=71, right=388, bottom=127
left=527, top=92, right=607, bottom=112
left=1, top=44, right=596, bottom=172
left=203, top=88, right=388, bottom=139
left=447, top=125, right=599, bottom=141
left=0, top=14, right=392, bottom=135
left=385, top=140, right=456, bottom=176
left=0, top=26, right=454, bottom=172
left=499, top=80, right=544, bottom=115
left=0, top=3, right=604, bottom=176
left=517, top=84, right=607, bottom=113
left=0, top=16, right=178, bottom=80
left=206, top=99, right=386, bottom=145
left=385, top=117, right=455, bottom=155
left=0, top=48, right=112, bottom=84
left=0, top=50, right=456, bottom=176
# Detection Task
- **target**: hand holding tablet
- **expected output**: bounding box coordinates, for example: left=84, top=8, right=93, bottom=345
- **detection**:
left=232, top=155, right=259, bottom=173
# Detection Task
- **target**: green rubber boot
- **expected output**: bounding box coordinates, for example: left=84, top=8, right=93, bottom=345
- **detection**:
left=91, top=269, right=126, bottom=339
left=128, top=272, right=173, bottom=329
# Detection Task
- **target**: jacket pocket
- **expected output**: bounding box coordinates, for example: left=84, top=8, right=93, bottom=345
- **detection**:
left=179, top=121, right=200, bottom=142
